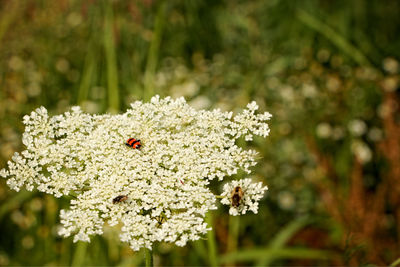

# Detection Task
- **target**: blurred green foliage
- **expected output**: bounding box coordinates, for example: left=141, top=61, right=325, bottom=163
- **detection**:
left=1, top=0, right=400, bottom=265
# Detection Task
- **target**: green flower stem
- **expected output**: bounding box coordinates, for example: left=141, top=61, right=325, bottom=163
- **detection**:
left=206, top=212, right=218, bottom=267
left=144, top=247, right=153, bottom=267
left=71, top=241, right=88, bottom=266
left=227, top=215, right=240, bottom=253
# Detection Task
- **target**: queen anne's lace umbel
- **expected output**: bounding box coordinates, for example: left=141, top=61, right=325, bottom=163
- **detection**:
left=0, top=96, right=271, bottom=250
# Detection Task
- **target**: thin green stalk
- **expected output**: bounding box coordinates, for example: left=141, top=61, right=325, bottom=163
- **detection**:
left=297, top=9, right=372, bottom=67
left=143, top=0, right=167, bottom=101
left=77, top=6, right=100, bottom=105
left=103, top=0, right=120, bottom=112
left=227, top=215, right=240, bottom=253
left=71, top=241, right=88, bottom=266
left=144, top=247, right=153, bottom=267
left=78, top=48, right=95, bottom=104
left=205, top=212, right=218, bottom=267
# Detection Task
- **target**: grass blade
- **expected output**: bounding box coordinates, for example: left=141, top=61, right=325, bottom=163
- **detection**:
left=256, top=216, right=311, bottom=266
left=390, top=257, right=400, bottom=267
left=297, top=9, right=372, bottom=67
left=143, top=0, right=167, bottom=101
left=269, top=216, right=310, bottom=248
left=77, top=49, right=96, bottom=105
left=103, top=1, right=120, bottom=111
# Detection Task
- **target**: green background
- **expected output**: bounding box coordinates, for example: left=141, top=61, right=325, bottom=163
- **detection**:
left=0, top=0, right=399, bottom=265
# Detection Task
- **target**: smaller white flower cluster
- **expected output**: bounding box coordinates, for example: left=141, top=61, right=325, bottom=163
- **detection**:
left=221, top=178, right=268, bottom=216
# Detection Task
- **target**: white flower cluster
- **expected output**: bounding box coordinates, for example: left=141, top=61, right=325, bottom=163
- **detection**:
left=0, top=96, right=271, bottom=250
left=221, top=178, right=268, bottom=216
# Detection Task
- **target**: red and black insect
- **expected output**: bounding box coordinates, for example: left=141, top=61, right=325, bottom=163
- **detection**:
left=125, top=138, right=141, bottom=149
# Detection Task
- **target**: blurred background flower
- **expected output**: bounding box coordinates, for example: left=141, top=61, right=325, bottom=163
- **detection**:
left=0, top=0, right=399, bottom=265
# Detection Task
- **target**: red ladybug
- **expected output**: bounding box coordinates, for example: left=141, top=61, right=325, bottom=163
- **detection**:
left=125, top=138, right=141, bottom=149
